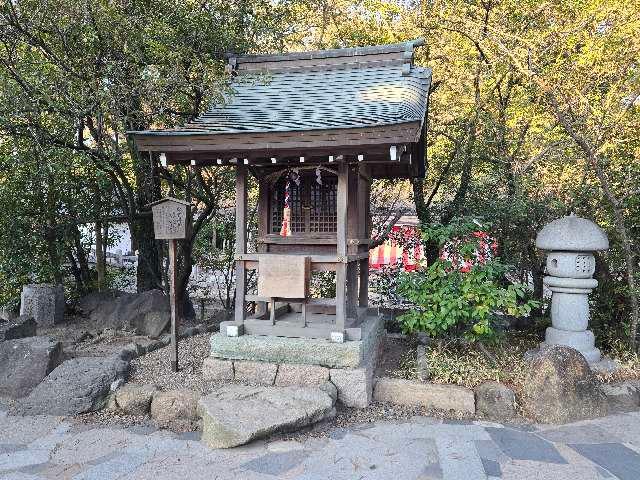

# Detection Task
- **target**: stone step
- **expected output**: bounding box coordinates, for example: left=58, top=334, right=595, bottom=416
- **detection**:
left=199, top=383, right=337, bottom=449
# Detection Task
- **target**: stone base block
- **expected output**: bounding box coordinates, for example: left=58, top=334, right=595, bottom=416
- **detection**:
left=234, top=360, right=277, bottom=385
left=202, top=357, right=234, bottom=382
left=275, top=364, right=329, bottom=387
left=210, top=314, right=383, bottom=369
left=330, top=366, right=373, bottom=408
left=373, top=377, right=475, bottom=414
left=207, top=315, right=383, bottom=408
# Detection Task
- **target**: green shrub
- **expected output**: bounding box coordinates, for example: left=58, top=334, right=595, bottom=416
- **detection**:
left=397, top=219, right=538, bottom=341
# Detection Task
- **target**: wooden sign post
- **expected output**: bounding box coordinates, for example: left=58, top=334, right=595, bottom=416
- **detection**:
left=149, top=197, right=191, bottom=372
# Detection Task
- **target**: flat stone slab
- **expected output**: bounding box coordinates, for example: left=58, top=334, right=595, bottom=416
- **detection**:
left=209, top=314, right=382, bottom=369
left=199, top=384, right=336, bottom=448
left=373, top=377, right=476, bottom=414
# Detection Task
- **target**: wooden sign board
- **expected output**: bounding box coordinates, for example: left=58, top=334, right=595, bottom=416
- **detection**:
left=257, top=255, right=310, bottom=299
left=149, top=197, right=190, bottom=240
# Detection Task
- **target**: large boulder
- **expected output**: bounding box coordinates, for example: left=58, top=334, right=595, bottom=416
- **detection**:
left=0, top=336, right=63, bottom=398
left=0, top=315, right=37, bottom=341
left=199, top=384, right=336, bottom=448
left=20, top=284, right=64, bottom=327
left=78, top=290, right=170, bottom=337
left=474, top=381, right=517, bottom=420
left=20, top=355, right=130, bottom=415
left=522, top=346, right=607, bottom=423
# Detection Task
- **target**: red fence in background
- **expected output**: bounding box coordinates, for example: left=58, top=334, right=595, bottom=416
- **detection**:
left=369, top=225, right=424, bottom=272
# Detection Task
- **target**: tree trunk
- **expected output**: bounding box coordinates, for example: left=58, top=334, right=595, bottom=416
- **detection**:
left=95, top=221, right=105, bottom=291
left=127, top=140, right=162, bottom=293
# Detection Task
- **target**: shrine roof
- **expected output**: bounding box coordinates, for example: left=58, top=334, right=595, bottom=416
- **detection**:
left=132, top=40, right=429, bottom=136
left=129, top=40, right=431, bottom=178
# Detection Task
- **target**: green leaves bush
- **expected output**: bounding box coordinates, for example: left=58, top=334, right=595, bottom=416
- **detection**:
left=397, top=219, right=538, bottom=341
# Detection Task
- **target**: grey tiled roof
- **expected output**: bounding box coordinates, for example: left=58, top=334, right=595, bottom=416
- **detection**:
left=138, top=40, right=431, bottom=136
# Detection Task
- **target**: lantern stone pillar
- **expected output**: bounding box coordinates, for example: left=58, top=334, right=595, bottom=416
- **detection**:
left=535, top=215, right=609, bottom=364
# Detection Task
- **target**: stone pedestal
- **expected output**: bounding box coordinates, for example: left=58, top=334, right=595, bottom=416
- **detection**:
left=206, top=314, right=383, bottom=408
left=541, top=275, right=601, bottom=363
left=20, top=284, right=64, bottom=327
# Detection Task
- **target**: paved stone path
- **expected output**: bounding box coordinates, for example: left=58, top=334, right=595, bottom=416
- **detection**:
left=1, top=407, right=639, bottom=479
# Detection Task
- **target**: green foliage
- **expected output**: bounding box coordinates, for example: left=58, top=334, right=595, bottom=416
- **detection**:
left=397, top=220, right=538, bottom=340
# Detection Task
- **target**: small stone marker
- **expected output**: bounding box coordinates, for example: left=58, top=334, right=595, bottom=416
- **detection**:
left=149, top=197, right=191, bottom=372
left=20, top=284, right=64, bottom=327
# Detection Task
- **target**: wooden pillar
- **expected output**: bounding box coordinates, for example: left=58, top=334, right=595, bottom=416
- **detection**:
left=234, top=164, right=247, bottom=325
left=358, top=174, right=371, bottom=308
left=335, top=161, right=348, bottom=333
left=255, top=177, right=268, bottom=317
left=346, top=261, right=358, bottom=320
left=168, top=238, right=179, bottom=371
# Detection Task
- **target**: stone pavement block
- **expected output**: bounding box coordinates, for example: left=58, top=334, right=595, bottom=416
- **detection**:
left=241, top=450, right=309, bottom=476
left=499, top=459, right=604, bottom=480
left=537, top=424, right=622, bottom=444
left=569, top=443, right=640, bottom=480
left=481, top=459, right=501, bottom=478
left=0, top=473, right=46, bottom=480
left=584, top=412, right=640, bottom=444
left=0, top=448, right=50, bottom=473
left=485, top=427, right=567, bottom=464
left=73, top=451, right=149, bottom=480
left=474, top=439, right=508, bottom=463
left=50, top=428, right=142, bottom=465
left=410, top=424, right=491, bottom=441
left=436, top=438, right=486, bottom=480
left=0, top=415, right=63, bottom=445
left=421, top=462, right=444, bottom=479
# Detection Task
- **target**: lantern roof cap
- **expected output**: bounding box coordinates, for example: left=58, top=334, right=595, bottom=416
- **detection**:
left=536, top=215, right=609, bottom=251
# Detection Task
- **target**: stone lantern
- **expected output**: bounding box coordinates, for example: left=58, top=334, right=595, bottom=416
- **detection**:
left=535, top=215, right=609, bottom=363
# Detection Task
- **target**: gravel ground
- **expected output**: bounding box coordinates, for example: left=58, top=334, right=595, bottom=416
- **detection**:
left=128, top=333, right=219, bottom=394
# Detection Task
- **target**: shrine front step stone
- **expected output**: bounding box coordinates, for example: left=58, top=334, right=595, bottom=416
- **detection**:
left=199, top=384, right=336, bottom=449
left=209, top=314, right=383, bottom=369
left=373, top=377, right=476, bottom=414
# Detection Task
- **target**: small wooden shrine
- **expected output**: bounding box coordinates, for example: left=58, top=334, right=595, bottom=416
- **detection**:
left=131, top=40, right=431, bottom=342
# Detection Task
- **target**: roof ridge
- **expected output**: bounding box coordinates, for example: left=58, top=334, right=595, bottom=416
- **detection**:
left=230, top=39, right=425, bottom=66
